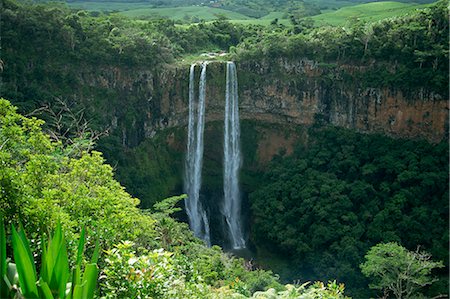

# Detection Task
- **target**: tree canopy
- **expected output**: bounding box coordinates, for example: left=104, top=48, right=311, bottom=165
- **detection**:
left=360, top=242, right=444, bottom=298
left=249, top=126, right=448, bottom=297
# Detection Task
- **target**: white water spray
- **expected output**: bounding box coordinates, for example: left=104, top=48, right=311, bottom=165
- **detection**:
left=184, top=63, right=210, bottom=246
left=223, top=61, right=245, bottom=249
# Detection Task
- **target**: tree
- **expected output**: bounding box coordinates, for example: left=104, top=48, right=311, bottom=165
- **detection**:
left=360, top=242, right=444, bottom=299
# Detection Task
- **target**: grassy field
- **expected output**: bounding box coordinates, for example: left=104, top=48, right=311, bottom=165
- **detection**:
left=311, top=1, right=431, bottom=26
left=306, top=0, right=360, bottom=10
left=230, top=12, right=291, bottom=25
left=67, top=0, right=433, bottom=26
left=66, top=0, right=356, bottom=15
left=230, top=1, right=429, bottom=26
left=258, top=11, right=286, bottom=20
left=67, top=1, right=288, bottom=24
left=120, top=6, right=252, bottom=20
left=68, top=1, right=151, bottom=11
left=229, top=18, right=290, bottom=25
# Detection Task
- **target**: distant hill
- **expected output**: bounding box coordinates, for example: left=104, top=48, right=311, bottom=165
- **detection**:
left=120, top=5, right=252, bottom=21
left=59, top=0, right=437, bottom=25
left=311, top=1, right=432, bottom=26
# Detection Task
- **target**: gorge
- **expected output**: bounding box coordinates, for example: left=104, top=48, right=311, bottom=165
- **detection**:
left=73, top=60, right=448, bottom=295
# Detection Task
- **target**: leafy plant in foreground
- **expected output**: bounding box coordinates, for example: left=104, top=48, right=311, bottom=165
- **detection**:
left=1, top=220, right=99, bottom=299
left=233, top=281, right=349, bottom=299
left=100, top=240, right=210, bottom=299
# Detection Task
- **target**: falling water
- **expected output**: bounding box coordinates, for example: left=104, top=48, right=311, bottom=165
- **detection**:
left=184, top=63, right=210, bottom=246
left=223, top=61, right=246, bottom=249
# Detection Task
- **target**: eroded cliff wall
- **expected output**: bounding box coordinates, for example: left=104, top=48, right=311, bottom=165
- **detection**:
left=238, top=59, right=448, bottom=143
left=87, top=60, right=447, bottom=146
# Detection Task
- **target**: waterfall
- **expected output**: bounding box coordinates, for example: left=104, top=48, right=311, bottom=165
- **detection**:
left=223, top=61, right=246, bottom=249
left=184, top=62, right=210, bottom=246
left=184, top=61, right=245, bottom=249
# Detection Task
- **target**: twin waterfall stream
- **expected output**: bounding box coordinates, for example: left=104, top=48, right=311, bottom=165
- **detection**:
left=184, top=63, right=210, bottom=246
left=184, top=61, right=246, bottom=249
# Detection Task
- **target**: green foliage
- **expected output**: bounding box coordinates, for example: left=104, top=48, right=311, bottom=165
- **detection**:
left=101, top=241, right=210, bottom=298
left=100, top=240, right=346, bottom=299
left=0, top=220, right=8, bottom=298
left=11, top=225, right=39, bottom=298
left=1, top=222, right=98, bottom=299
left=150, top=195, right=198, bottom=250
left=360, top=242, right=444, bottom=298
left=173, top=242, right=283, bottom=296
left=153, top=194, right=185, bottom=216
left=311, top=2, right=431, bottom=26
left=249, top=281, right=348, bottom=298
left=1, top=0, right=252, bottom=70
left=0, top=98, right=156, bottom=250
left=249, top=126, right=448, bottom=297
left=100, top=132, right=185, bottom=209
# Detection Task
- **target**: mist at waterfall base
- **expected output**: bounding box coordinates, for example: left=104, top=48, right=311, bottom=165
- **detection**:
left=183, top=62, right=251, bottom=253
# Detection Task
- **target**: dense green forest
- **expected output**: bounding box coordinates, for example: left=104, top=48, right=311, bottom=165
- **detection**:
left=1, top=0, right=448, bottom=297
left=249, top=126, right=449, bottom=296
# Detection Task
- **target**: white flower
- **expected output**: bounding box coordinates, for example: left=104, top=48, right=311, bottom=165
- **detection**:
left=128, top=257, right=138, bottom=265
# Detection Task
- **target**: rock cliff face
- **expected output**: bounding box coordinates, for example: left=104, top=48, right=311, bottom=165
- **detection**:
left=76, top=60, right=448, bottom=147
left=237, top=59, right=448, bottom=143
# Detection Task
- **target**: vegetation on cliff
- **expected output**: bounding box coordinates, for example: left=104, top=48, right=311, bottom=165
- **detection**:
left=233, top=0, right=448, bottom=96
left=1, top=99, right=446, bottom=298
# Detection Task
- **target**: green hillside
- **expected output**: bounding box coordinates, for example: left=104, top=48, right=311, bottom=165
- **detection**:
left=305, top=0, right=358, bottom=11
left=67, top=0, right=433, bottom=26
left=232, top=1, right=432, bottom=26
left=312, top=1, right=431, bottom=26
left=230, top=12, right=291, bottom=25
left=120, top=5, right=252, bottom=20
left=67, top=1, right=150, bottom=11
